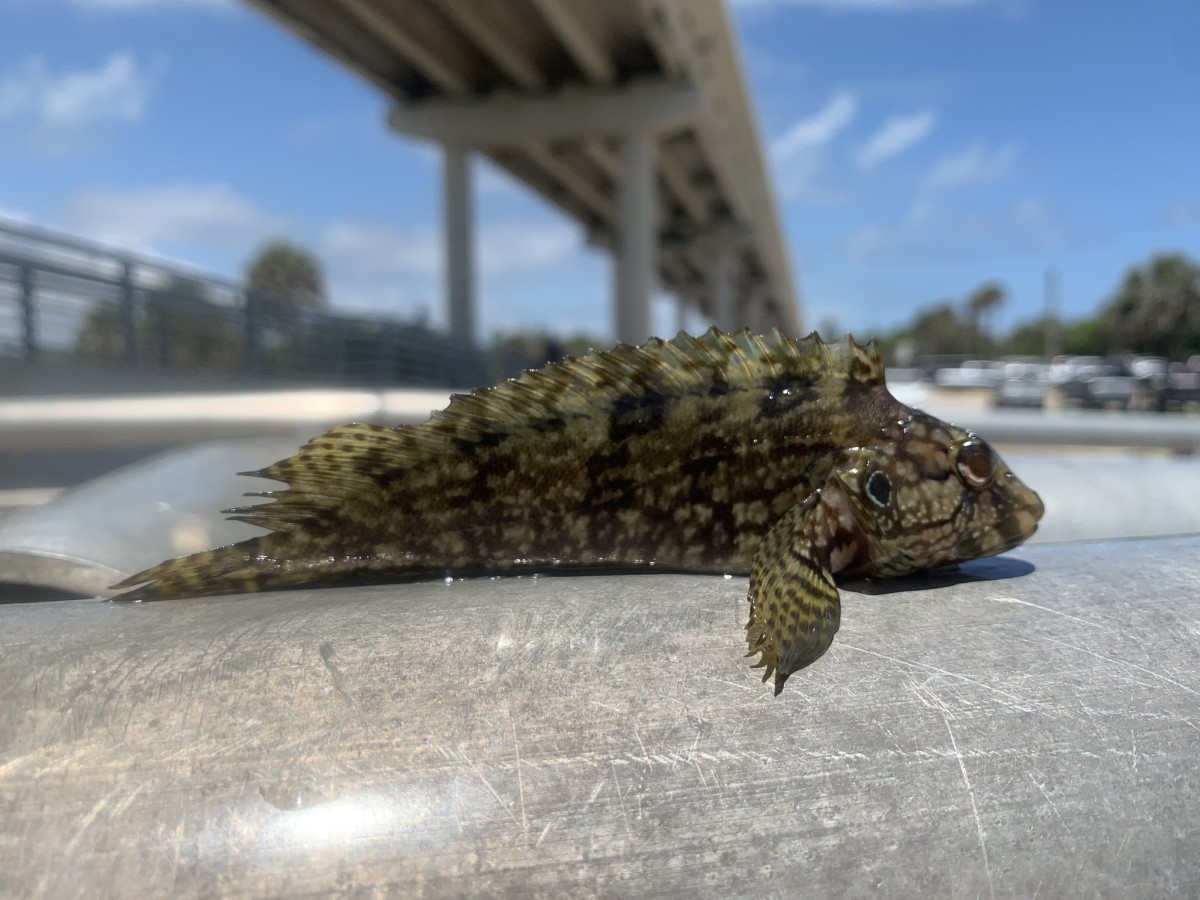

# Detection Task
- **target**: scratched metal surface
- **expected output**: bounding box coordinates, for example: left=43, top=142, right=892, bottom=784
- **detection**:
left=2, top=537, right=1198, bottom=898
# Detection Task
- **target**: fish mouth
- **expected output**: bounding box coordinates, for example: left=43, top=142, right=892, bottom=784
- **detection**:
left=1009, top=517, right=1040, bottom=548
left=989, top=487, right=1044, bottom=555
left=1015, top=482, right=1045, bottom=538
left=968, top=474, right=1044, bottom=559
left=976, top=521, right=1038, bottom=560
left=1024, top=484, right=1046, bottom=523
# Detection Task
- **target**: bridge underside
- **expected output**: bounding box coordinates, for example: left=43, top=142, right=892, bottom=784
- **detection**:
left=246, top=0, right=802, bottom=343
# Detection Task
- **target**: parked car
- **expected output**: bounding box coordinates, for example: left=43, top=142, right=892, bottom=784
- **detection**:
left=1165, top=361, right=1200, bottom=411
left=1048, top=355, right=1106, bottom=386
left=993, top=362, right=1050, bottom=408
left=913, top=354, right=972, bottom=381
left=1084, top=374, right=1141, bottom=409
left=1049, top=356, right=1124, bottom=407
left=933, top=359, right=1005, bottom=390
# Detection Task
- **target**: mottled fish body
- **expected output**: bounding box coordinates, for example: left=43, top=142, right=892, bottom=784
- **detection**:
left=115, top=328, right=1044, bottom=693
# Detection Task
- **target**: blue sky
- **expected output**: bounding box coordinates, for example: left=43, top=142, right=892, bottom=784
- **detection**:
left=1, top=0, right=1197, bottom=342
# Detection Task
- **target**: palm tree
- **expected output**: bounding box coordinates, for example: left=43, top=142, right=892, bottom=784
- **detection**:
left=245, top=239, right=328, bottom=334
left=966, top=282, right=1005, bottom=356
left=1104, top=253, right=1200, bottom=358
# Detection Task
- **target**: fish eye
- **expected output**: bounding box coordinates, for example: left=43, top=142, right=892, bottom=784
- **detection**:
left=955, top=438, right=995, bottom=489
left=865, top=470, right=892, bottom=507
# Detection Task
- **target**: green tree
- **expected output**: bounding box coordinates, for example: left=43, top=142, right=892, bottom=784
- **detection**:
left=896, top=303, right=971, bottom=356
left=145, top=275, right=241, bottom=372
left=245, top=239, right=327, bottom=333
left=1063, top=317, right=1109, bottom=356
left=75, top=274, right=241, bottom=373
left=966, top=282, right=1005, bottom=354
left=1103, top=252, right=1200, bottom=358
left=76, top=304, right=126, bottom=360
left=1002, top=316, right=1054, bottom=357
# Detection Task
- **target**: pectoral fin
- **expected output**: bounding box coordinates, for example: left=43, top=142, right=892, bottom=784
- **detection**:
left=744, top=492, right=844, bottom=695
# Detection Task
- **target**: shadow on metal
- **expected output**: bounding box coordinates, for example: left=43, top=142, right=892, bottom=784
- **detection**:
left=843, top=555, right=1037, bottom=596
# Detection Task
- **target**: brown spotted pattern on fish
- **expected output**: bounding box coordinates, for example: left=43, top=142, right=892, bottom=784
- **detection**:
left=112, top=328, right=1044, bottom=693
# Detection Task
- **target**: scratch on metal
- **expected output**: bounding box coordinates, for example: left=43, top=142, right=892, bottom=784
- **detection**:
left=989, top=596, right=1100, bottom=628
left=943, top=714, right=995, bottom=900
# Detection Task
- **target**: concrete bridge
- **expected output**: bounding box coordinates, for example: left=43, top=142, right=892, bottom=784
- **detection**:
left=245, top=0, right=802, bottom=343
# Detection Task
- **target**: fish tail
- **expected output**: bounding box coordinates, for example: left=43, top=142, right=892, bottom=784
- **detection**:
left=110, top=535, right=337, bottom=601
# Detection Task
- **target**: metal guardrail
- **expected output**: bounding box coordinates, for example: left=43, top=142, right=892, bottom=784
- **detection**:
left=891, top=385, right=1200, bottom=455
left=0, top=218, right=496, bottom=390
left=1, top=389, right=1197, bottom=454
left=0, top=389, right=452, bottom=450
left=929, top=405, right=1200, bottom=455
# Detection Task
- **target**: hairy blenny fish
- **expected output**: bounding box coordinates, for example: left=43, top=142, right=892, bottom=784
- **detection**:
left=114, top=328, right=1044, bottom=693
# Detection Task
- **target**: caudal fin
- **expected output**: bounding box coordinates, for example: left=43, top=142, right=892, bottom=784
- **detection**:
left=111, top=536, right=300, bottom=601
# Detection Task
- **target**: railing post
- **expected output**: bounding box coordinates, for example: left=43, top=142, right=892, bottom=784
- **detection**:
left=120, top=259, right=138, bottom=363
left=19, top=264, right=37, bottom=359
left=154, top=293, right=172, bottom=369
left=243, top=290, right=262, bottom=376
left=375, top=328, right=399, bottom=385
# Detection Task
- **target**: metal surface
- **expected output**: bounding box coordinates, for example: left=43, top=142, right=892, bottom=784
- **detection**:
left=0, top=440, right=289, bottom=596
left=2, top=537, right=1198, bottom=896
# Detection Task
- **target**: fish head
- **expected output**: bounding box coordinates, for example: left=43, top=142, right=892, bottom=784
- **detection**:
left=834, top=412, right=1044, bottom=578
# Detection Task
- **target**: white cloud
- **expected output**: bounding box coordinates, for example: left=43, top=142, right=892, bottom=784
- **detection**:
left=1161, top=198, right=1198, bottom=226
left=0, top=57, right=45, bottom=120
left=923, top=140, right=1019, bottom=189
left=856, top=110, right=936, bottom=168
left=46, top=52, right=165, bottom=126
left=770, top=90, right=858, bottom=161
left=842, top=195, right=1067, bottom=262
left=320, top=217, right=590, bottom=327
left=56, top=183, right=290, bottom=253
left=769, top=90, right=857, bottom=203
left=479, top=222, right=579, bottom=275
left=0, top=205, right=32, bottom=224
left=0, top=51, right=165, bottom=132
left=323, top=222, right=441, bottom=280
left=322, top=219, right=580, bottom=282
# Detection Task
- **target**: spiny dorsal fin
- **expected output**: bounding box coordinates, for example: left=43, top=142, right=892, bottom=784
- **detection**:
left=437, top=327, right=882, bottom=431
left=233, top=328, right=884, bottom=531
left=229, top=420, right=421, bottom=531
